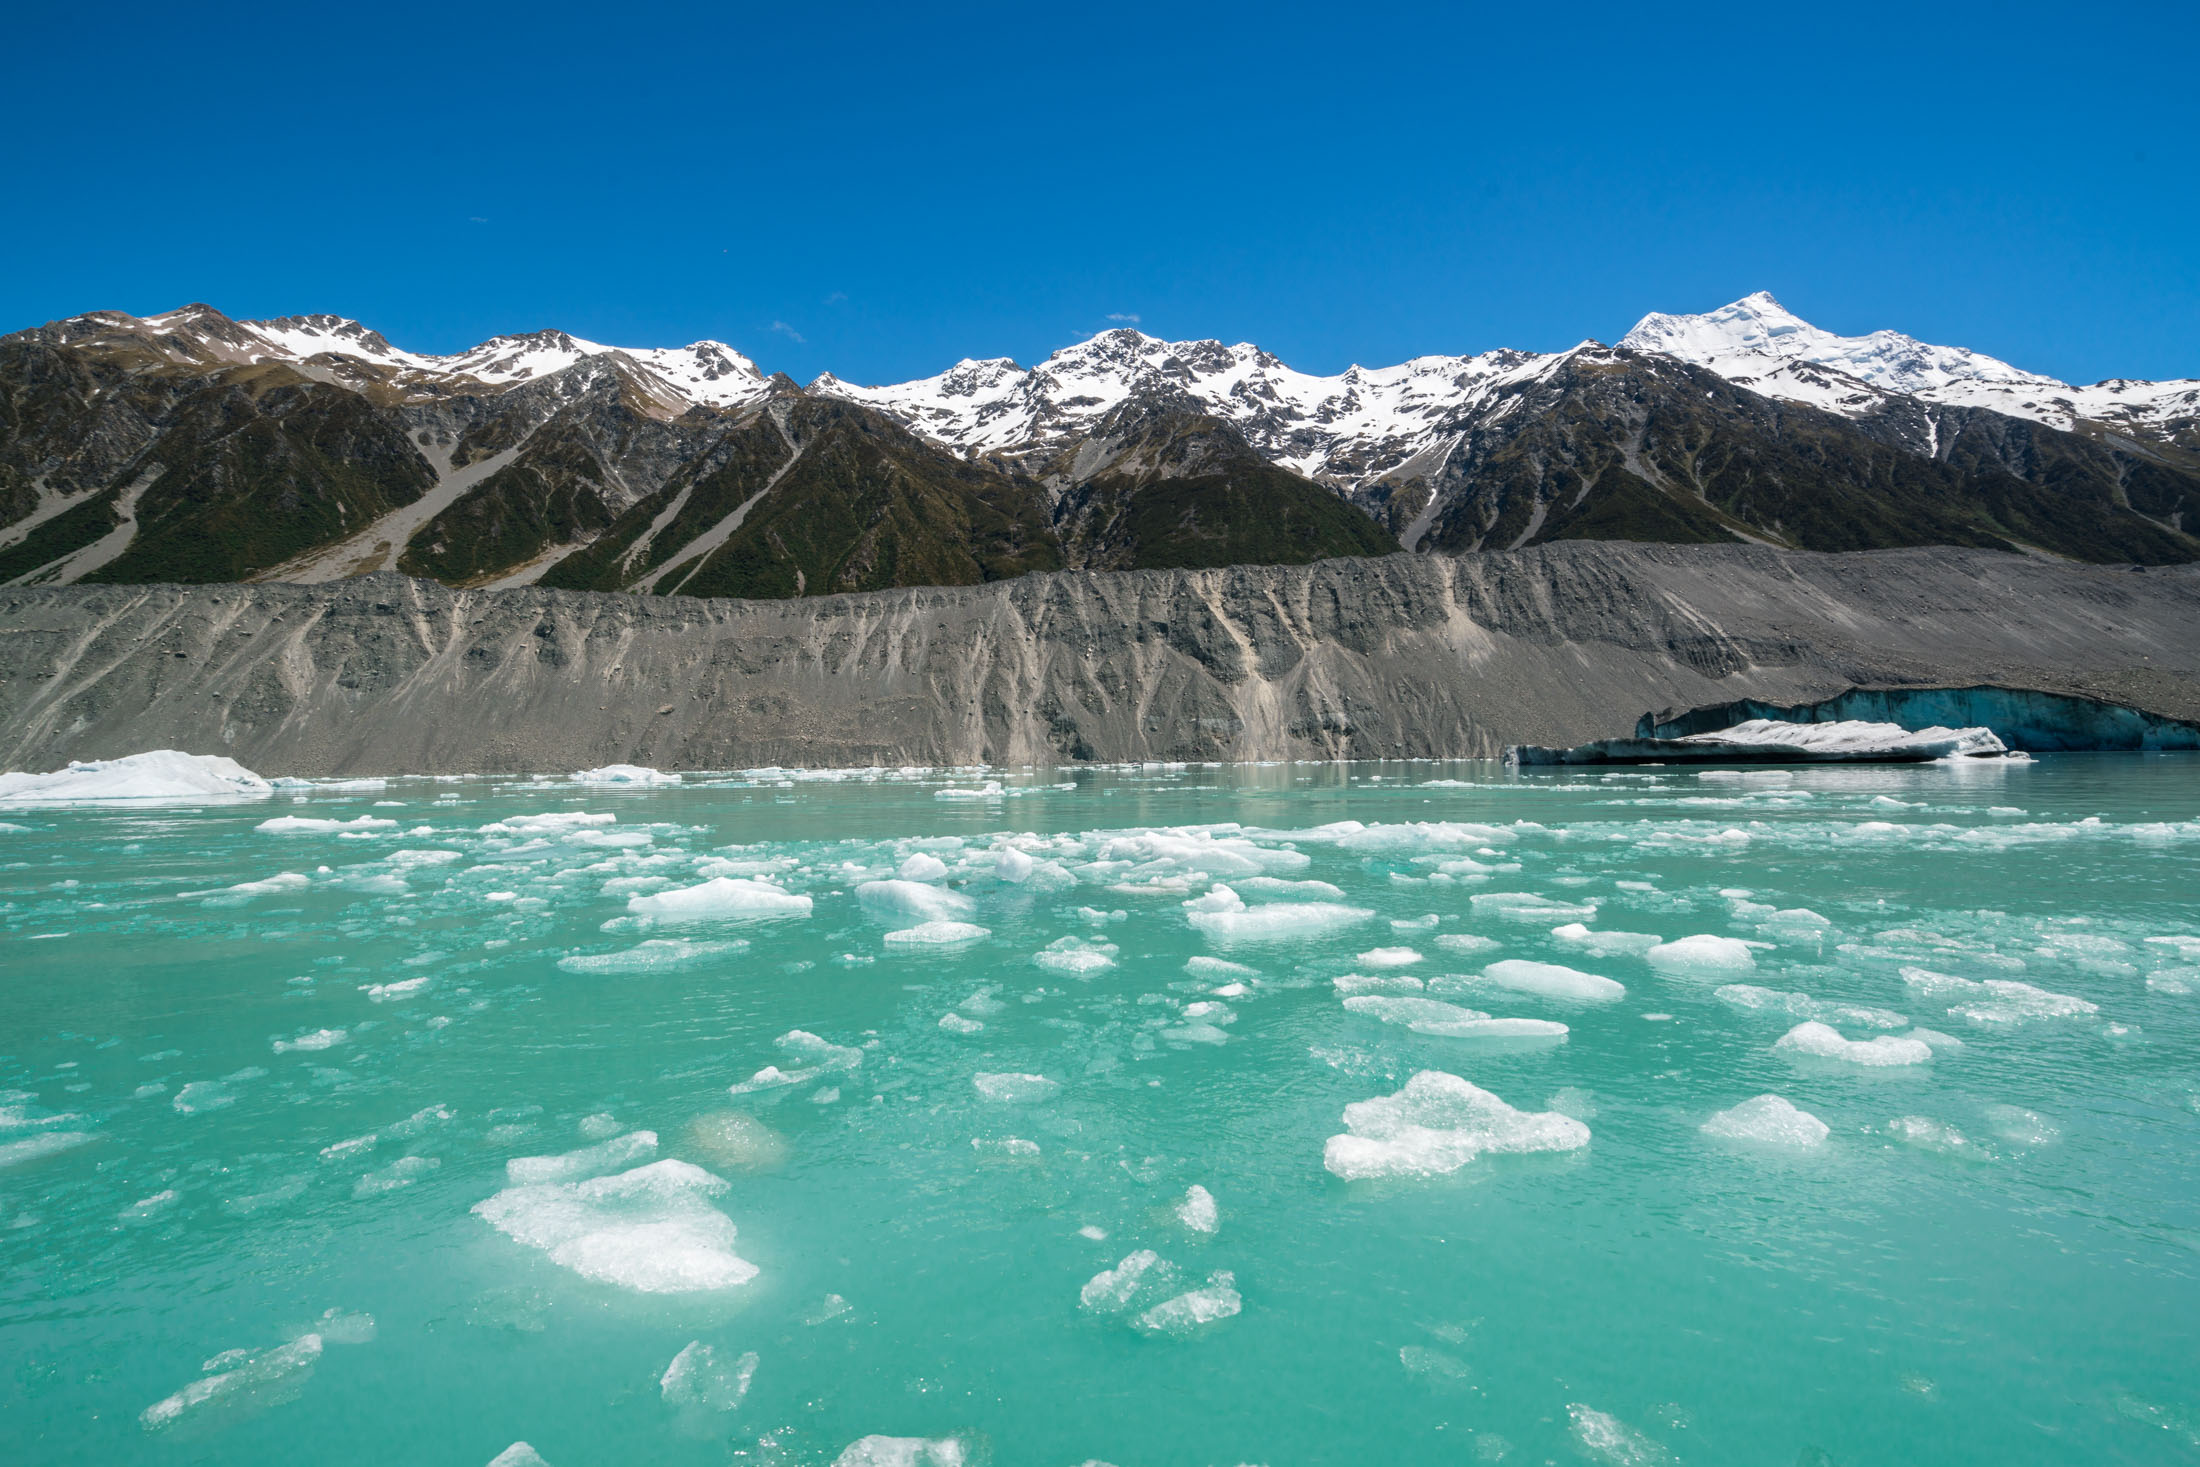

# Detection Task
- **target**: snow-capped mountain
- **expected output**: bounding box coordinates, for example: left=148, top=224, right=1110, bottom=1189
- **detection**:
left=71, top=305, right=772, bottom=410
left=5, top=293, right=2197, bottom=600
left=812, top=329, right=1582, bottom=494
left=1620, top=291, right=2200, bottom=443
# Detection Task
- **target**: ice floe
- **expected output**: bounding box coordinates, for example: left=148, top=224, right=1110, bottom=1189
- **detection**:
left=831, top=1435, right=970, bottom=1467
left=630, top=877, right=811, bottom=922
left=0, top=1130, right=95, bottom=1169
left=507, top=1130, right=659, bottom=1185
left=1134, top=1274, right=1242, bottom=1335
left=729, top=1031, right=863, bottom=1093
left=573, top=764, right=681, bottom=785
left=1549, top=923, right=1661, bottom=958
left=558, top=938, right=748, bottom=974
left=1470, top=892, right=1598, bottom=923
left=884, top=920, right=990, bottom=947
left=1471, top=959, right=1625, bottom=1003
left=1342, top=995, right=1566, bottom=1038
left=1898, top=966, right=2098, bottom=1024
left=1357, top=946, right=1424, bottom=968
left=1645, top=934, right=1757, bottom=975
left=257, top=815, right=398, bottom=834
left=661, top=1340, right=758, bottom=1412
left=1182, top=884, right=1374, bottom=943
left=973, top=1072, right=1059, bottom=1104
left=0, top=750, right=272, bottom=806
left=1714, top=984, right=1908, bottom=1030
left=140, top=1333, right=324, bottom=1431
left=1701, top=1094, right=1830, bottom=1147
left=1775, top=1021, right=1933, bottom=1066
left=1174, top=1183, right=1220, bottom=1234
left=472, top=1159, right=758, bottom=1293
left=1566, top=1404, right=1673, bottom=1466
left=1323, top=1071, right=1589, bottom=1180
left=856, top=879, right=974, bottom=924
left=1034, top=936, right=1117, bottom=974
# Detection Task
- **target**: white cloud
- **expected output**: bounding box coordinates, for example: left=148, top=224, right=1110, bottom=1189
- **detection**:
left=769, top=320, right=806, bottom=343
left=1106, top=313, right=1141, bottom=324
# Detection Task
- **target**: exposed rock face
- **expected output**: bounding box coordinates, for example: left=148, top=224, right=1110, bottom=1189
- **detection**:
left=1, top=544, right=2195, bottom=776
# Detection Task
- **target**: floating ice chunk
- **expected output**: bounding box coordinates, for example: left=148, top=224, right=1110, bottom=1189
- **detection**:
left=831, top=1435, right=970, bottom=1467
left=572, top=764, right=680, bottom=785
left=1357, top=947, right=1424, bottom=968
left=1433, top=933, right=1502, bottom=958
left=1904, top=1026, right=1966, bottom=1051
left=974, top=1072, right=1059, bottom=1104
left=1399, top=1344, right=1472, bottom=1383
left=173, top=1067, right=266, bottom=1114
left=363, top=976, right=432, bottom=1002
left=311, top=1308, right=376, bottom=1345
left=507, top=1130, right=659, bottom=1185
left=855, top=879, right=974, bottom=924
left=1897, top=966, right=2097, bottom=1024
left=487, top=1444, right=554, bottom=1467
left=993, top=847, right=1036, bottom=883
left=485, top=811, right=616, bottom=834
left=1475, top=960, right=1625, bottom=1003
left=971, top=1136, right=1041, bottom=1159
left=0, top=1131, right=94, bottom=1168
left=1174, top=1184, right=1219, bottom=1234
left=938, top=1013, right=985, bottom=1035
left=1645, top=934, right=1757, bottom=975
left=1567, top=1404, right=1673, bottom=1466
left=1342, top=995, right=1565, bottom=1038
left=1183, top=884, right=1374, bottom=943
left=200, top=872, right=312, bottom=906
left=729, top=1032, right=863, bottom=1093
left=1186, top=956, right=1258, bottom=980
left=1470, top=892, right=1598, bottom=923
left=898, top=852, right=949, bottom=882
left=934, top=781, right=1004, bottom=800
left=1034, top=936, right=1117, bottom=975
left=1549, top=923, right=1660, bottom=958
left=1241, top=877, right=1348, bottom=899
left=1775, top=1021, right=1933, bottom=1066
left=2148, top=966, right=2200, bottom=996
left=1323, top=1071, right=1589, bottom=1180
left=139, top=1333, right=322, bottom=1432
left=1701, top=1094, right=1829, bottom=1148
left=273, top=1028, right=347, bottom=1053
left=0, top=750, right=271, bottom=806
left=355, top=1155, right=440, bottom=1196
left=472, top=1159, right=759, bottom=1293
left=258, top=815, right=398, bottom=834
left=1714, top=985, right=1908, bottom=1030
left=1335, top=972, right=1424, bottom=996
left=558, top=938, right=748, bottom=974
left=1134, top=1272, right=1242, bottom=1335
left=884, top=921, right=990, bottom=947
left=1983, top=1104, right=2060, bottom=1146
left=1887, top=1116, right=1979, bottom=1156
left=120, top=1188, right=180, bottom=1220
left=1081, top=1250, right=1172, bottom=1312
left=629, top=878, right=812, bottom=923
left=1323, top=820, right=1516, bottom=855
left=660, top=1340, right=758, bottom=1412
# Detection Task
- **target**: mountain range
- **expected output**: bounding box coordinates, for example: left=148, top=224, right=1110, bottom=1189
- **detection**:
left=4, top=292, right=2195, bottom=596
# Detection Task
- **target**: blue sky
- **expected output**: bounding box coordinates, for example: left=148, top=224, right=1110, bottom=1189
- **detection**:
left=7, top=2, right=2195, bottom=385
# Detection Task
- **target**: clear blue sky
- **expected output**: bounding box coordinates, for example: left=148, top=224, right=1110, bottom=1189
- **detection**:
left=7, top=1, right=2195, bottom=386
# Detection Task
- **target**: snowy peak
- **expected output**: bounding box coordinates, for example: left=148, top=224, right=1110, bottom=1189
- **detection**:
left=1619, top=293, right=2199, bottom=437
left=17, top=307, right=770, bottom=412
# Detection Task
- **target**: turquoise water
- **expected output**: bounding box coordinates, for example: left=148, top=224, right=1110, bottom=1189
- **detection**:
left=4, top=757, right=2199, bottom=1466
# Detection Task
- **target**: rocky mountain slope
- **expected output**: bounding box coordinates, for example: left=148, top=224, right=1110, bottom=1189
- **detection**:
left=2, top=544, right=2193, bottom=774
left=4, top=296, right=2196, bottom=595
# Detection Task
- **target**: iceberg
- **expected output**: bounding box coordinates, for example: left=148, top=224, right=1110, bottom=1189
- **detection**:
left=1324, top=1071, right=1589, bottom=1180
left=629, top=877, right=812, bottom=922
left=0, top=750, right=272, bottom=805
left=572, top=764, right=682, bottom=785
left=1509, top=718, right=2009, bottom=766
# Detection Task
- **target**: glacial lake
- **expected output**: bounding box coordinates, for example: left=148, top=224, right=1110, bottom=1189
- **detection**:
left=3, top=756, right=2198, bottom=1466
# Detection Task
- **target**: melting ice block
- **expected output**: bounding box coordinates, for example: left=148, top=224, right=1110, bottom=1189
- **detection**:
left=139, top=1333, right=323, bottom=1431
left=558, top=938, right=748, bottom=974
left=472, top=1159, right=758, bottom=1293
left=630, top=877, right=812, bottom=922
left=856, top=879, right=974, bottom=923
left=831, top=1436, right=969, bottom=1467
left=883, top=920, right=990, bottom=947
left=1898, top=966, right=2098, bottom=1024
left=0, top=750, right=271, bottom=806
left=1511, top=719, right=2010, bottom=765
left=1182, top=884, right=1374, bottom=943
left=1342, top=995, right=1566, bottom=1038
left=1701, top=1094, right=1830, bottom=1147
left=1475, top=960, right=1626, bottom=1003
left=572, top=764, right=681, bottom=785
left=1775, top=1021, right=1933, bottom=1066
left=1646, top=934, right=1757, bottom=975
left=1323, top=1071, right=1589, bottom=1180
left=973, top=1072, right=1059, bottom=1104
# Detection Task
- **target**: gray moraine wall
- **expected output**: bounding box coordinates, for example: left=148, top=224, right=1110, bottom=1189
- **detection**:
left=1, top=543, right=2197, bottom=776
